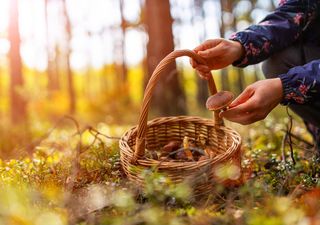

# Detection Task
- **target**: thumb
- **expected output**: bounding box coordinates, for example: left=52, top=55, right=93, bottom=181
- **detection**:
left=229, top=86, right=254, bottom=108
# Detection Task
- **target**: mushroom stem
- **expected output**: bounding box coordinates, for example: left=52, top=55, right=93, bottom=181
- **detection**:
left=214, top=111, right=223, bottom=125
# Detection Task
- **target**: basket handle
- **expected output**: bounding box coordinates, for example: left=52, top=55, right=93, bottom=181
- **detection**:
left=133, top=49, right=221, bottom=163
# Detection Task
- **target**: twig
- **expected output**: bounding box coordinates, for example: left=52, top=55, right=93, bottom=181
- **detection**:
left=286, top=106, right=296, bottom=165
left=64, top=115, right=81, bottom=135
left=280, top=129, right=313, bottom=147
left=277, top=175, right=289, bottom=195
left=63, top=116, right=123, bottom=191
left=20, top=115, right=121, bottom=156
left=19, top=115, right=82, bottom=154
left=79, top=130, right=104, bottom=154
left=281, top=132, right=287, bottom=163
left=79, top=126, right=121, bottom=154
left=65, top=115, right=82, bottom=192
left=88, top=126, right=121, bottom=140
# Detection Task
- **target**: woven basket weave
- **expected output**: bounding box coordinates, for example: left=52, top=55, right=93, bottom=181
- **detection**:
left=119, top=50, right=242, bottom=196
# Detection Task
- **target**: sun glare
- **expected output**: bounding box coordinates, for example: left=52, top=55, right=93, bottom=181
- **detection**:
left=1, top=0, right=225, bottom=71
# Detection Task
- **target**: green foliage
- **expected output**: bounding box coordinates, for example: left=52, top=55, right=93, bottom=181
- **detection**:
left=0, top=116, right=320, bottom=224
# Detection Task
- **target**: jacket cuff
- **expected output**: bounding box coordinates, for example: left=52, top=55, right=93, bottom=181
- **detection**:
left=279, top=74, right=306, bottom=105
left=229, top=32, right=250, bottom=68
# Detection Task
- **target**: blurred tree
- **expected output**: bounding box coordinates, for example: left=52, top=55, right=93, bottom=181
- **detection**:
left=45, top=0, right=60, bottom=92
left=119, top=0, right=128, bottom=82
left=249, top=0, right=261, bottom=83
left=193, top=0, right=210, bottom=106
left=231, top=1, right=245, bottom=93
left=144, top=0, right=186, bottom=115
left=62, top=0, right=76, bottom=114
left=9, top=0, right=27, bottom=123
left=219, top=0, right=231, bottom=91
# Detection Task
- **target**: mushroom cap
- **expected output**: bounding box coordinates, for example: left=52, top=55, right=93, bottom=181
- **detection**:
left=206, top=91, right=234, bottom=111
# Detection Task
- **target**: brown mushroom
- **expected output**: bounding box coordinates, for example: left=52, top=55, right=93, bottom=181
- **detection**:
left=204, top=147, right=216, bottom=158
left=206, top=91, right=234, bottom=112
left=198, top=155, right=209, bottom=161
left=160, top=141, right=181, bottom=158
left=175, top=150, right=187, bottom=160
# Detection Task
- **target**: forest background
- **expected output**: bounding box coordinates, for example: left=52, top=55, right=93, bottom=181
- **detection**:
left=1, top=0, right=279, bottom=158
left=2, top=1, right=320, bottom=225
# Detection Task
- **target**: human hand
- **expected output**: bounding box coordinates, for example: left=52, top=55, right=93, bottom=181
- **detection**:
left=220, top=78, right=283, bottom=125
left=190, top=38, right=245, bottom=79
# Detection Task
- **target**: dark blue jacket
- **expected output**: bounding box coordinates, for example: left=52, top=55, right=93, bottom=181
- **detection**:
left=230, top=0, right=320, bottom=105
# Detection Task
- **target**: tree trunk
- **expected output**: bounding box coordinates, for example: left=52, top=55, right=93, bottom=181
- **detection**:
left=231, top=1, right=245, bottom=93
left=119, top=0, right=128, bottom=82
left=9, top=0, right=27, bottom=123
left=219, top=0, right=230, bottom=91
left=62, top=0, right=76, bottom=114
left=45, top=0, right=59, bottom=91
left=145, top=0, right=186, bottom=116
left=193, top=0, right=209, bottom=105
left=237, top=68, right=246, bottom=93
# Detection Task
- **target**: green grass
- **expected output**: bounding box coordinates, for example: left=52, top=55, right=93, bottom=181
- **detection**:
left=0, top=64, right=318, bottom=224
left=0, top=111, right=319, bottom=225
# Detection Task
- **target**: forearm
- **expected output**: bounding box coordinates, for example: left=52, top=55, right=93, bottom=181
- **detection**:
left=230, top=0, right=318, bottom=67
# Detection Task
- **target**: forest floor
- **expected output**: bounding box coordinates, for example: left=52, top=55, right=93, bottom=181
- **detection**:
left=0, top=107, right=320, bottom=225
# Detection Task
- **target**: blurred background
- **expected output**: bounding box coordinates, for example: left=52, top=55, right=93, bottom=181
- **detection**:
left=0, top=0, right=279, bottom=157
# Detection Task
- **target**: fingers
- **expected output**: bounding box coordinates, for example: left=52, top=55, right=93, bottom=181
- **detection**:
left=189, top=57, right=211, bottom=80
left=197, top=71, right=211, bottom=80
left=219, top=80, right=280, bottom=125
left=194, top=39, right=224, bottom=59
left=194, top=39, right=222, bottom=52
left=221, top=97, right=256, bottom=117
left=220, top=94, right=268, bottom=125
left=196, top=65, right=211, bottom=79
left=221, top=111, right=258, bottom=125
left=191, top=39, right=223, bottom=79
left=198, top=47, right=224, bottom=59
left=189, top=58, right=198, bottom=68
left=223, top=111, right=267, bottom=125
left=220, top=96, right=260, bottom=125
left=196, top=65, right=210, bottom=73
left=189, top=58, right=210, bottom=71
left=229, top=86, right=254, bottom=108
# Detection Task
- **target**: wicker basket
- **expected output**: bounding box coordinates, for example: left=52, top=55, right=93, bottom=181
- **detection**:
left=119, top=50, right=242, bottom=196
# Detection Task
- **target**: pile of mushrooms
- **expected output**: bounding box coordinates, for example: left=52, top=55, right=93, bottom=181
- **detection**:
left=145, top=90, right=235, bottom=162
left=145, top=135, right=217, bottom=162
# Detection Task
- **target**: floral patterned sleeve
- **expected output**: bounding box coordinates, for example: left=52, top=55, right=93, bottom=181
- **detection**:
left=279, top=60, right=320, bottom=105
left=229, top=0, right=319, bottom=67
left=229, top=0, right=320, bottom=105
